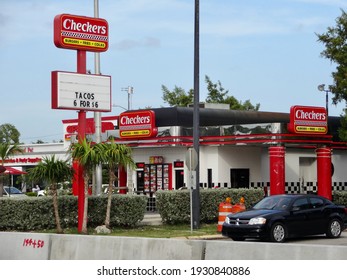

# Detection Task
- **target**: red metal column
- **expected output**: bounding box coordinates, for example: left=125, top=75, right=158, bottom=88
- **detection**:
left=316, top=147, right=332, bottom=200
left=76, top=50, right=87, bottom=232
left=269, top=146, right=286, bottom=195
left=72, top=160, right=79, bottom=196
left=118, top=165, right=127, bottom=194
left=168, top=163, right=172, bottom=190
left=77, top=50, right=87, bottom=73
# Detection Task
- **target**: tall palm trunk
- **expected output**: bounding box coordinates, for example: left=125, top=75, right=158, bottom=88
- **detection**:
left=52, top=183, right=63, bottom=233
left=0, top=174, right=3, bottom=197
left=82, top=173, right=89, bottom=234
left=105, top=170, right=117, bottom=228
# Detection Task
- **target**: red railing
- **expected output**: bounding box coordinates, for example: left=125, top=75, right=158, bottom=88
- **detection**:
left=113, top=133, right=347, bottom=149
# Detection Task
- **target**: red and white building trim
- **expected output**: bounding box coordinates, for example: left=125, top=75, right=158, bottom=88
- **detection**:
left=6, top=105, right=347, bottom=199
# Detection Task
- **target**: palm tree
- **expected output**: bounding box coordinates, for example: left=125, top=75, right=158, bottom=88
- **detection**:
left=98, top=140, right=135, bottom=228
left=70, top=138, right=102, bottom=233
left=0, top=143, right=24, bottom=197
left=28, top=155, right=73, bottom=233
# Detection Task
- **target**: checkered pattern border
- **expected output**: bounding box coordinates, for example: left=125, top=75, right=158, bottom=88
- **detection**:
left=250, top=181, right=317, bottom=194
left=250, top=181, right=347, bottom=193
left=198, top=181, right=347, bottom=193
left=332, top=182, right=347, bottom=191
left=62, top=31, right=108, bottom=42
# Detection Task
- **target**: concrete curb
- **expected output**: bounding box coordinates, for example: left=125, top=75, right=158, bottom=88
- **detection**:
left=174, top=234, right=227, bottom=240
left=1, top=231, right=347, bottom=259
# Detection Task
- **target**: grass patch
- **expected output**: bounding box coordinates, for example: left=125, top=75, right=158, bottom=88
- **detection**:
left=39, top=223, right=220, bottom=238
left=109, top=223, right=219, bottom=238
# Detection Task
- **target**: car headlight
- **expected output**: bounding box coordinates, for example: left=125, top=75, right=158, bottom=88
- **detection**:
left=225, top=216, right=230, bottom=224
left=248, top=217, right=266, bottom=225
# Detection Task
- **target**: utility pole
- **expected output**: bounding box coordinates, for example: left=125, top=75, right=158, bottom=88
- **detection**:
left=192, top=0, right=200, bottom=229
left=94, top=0, right=102, bottom=195
left=121, top=86, right=134, bottom=110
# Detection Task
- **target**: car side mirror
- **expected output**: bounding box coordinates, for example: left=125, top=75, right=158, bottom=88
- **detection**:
left=292, top=206, right=300, bottom=212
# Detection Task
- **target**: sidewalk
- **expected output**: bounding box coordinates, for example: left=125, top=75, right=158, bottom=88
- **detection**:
left=140, top=212, right=226, bottom=240
left=174, top=234, right=227, bottom=240
left=140, top=212, right=162, bottom=226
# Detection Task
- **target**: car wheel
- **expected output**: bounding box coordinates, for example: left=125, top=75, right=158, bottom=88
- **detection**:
left=270, top=222, right=286, bottom=243
left=326, top=218, right=342, bottom=238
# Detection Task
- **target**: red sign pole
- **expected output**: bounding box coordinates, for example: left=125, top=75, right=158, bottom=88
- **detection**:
left=77, top=50, right=87, bottom=232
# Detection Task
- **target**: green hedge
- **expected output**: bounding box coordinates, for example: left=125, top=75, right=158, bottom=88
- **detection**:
left=156, top=188, right=264, bottom=224
left=333, top=191, right=347, bottom=206
left=0, top=194, right=147, bottom=231
left=156, top=189, right=347, bottom=225
left=2, top=190, right=345, bottom=230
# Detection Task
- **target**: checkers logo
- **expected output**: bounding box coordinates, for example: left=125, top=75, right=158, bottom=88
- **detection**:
left=54, top=14, right=109, bottom=52
left=119, top=110, right=157, bottom=139
left=288, top=105, right=328, bottom=134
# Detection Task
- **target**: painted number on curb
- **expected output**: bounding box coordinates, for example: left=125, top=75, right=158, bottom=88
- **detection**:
left=22, top=238, right=45, bottom=248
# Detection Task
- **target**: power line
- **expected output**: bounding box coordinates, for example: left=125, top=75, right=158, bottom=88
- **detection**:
left=21, top=133, right=62, bottom=141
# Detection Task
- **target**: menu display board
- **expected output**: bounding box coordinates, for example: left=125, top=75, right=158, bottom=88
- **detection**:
left=144, top=163, right=172, bottom=192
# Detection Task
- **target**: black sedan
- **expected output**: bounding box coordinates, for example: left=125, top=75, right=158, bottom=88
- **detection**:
left=222, top=194, right=347, bottom=242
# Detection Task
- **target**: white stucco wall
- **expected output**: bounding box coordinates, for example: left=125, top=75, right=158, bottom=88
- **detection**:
left=285, top=149, right=317, bottom=183
left=7, top=141, right=347, bottom=193
left=6, top=143, right=68, bottom=168
left=331, top=150, right=347, bottom=183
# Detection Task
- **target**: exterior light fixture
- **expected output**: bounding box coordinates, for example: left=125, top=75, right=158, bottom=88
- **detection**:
left=317, top=84, right=332, bottom=116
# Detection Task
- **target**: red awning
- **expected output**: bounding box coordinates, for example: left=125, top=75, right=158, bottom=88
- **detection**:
left=3, top=167, right=27, bottom=175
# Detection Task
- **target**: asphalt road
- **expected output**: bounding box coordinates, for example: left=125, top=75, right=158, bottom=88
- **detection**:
left=284, top=231, right=347, bottom=246
left=219, top=231, right=347, bottom=246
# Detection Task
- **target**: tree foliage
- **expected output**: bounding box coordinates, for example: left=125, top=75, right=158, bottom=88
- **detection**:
left=0, top=143, right=24, bottom=197
left=205, top=76, right=260, bottom=110
left=162, top=85, right=194, bottom=107
left=0, top=143, right=24, bottom=164
left=28, top=155, right=73, bottom=233
left=205, top=75, right=229, bottom=103
left=317, top=9, right=347, bottom=140
left=98, top=140, right=135, bottom=228
left=317, top=9, right=347, bottom=105
left=70, top=138, right=103, bottom=233
left=0, top=123, right=20, bottom=144
left=70, top=139, right=135, bottom=232
left=162, top=75, right=260, bottom=110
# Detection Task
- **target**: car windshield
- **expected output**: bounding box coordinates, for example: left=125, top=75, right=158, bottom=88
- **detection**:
left=253, top=196, right=291, bottom=211
left=4, top=187, right=23, bottom=195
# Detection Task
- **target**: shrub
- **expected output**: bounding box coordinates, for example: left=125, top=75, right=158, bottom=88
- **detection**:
left=156, top=188, right=264, bottom=224
left=0, top=194, right=147, bottom=231
left=25, top=192, right=37, bottom=197
left=333, top=191, right=347, bottom=206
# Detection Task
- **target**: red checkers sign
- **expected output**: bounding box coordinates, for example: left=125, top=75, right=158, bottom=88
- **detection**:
left=288, top=105, right=327, bottom=134
left=119, top=111, right=157, bottom=139
left=54, top=14, right=108, bottom=52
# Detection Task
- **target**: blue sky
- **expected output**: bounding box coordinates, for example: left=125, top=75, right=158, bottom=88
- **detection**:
left=1, top=0, right=347, bottom=143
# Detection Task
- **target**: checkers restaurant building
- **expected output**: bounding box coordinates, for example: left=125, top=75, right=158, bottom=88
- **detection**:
left=7, top=104, right=347, bottom=199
